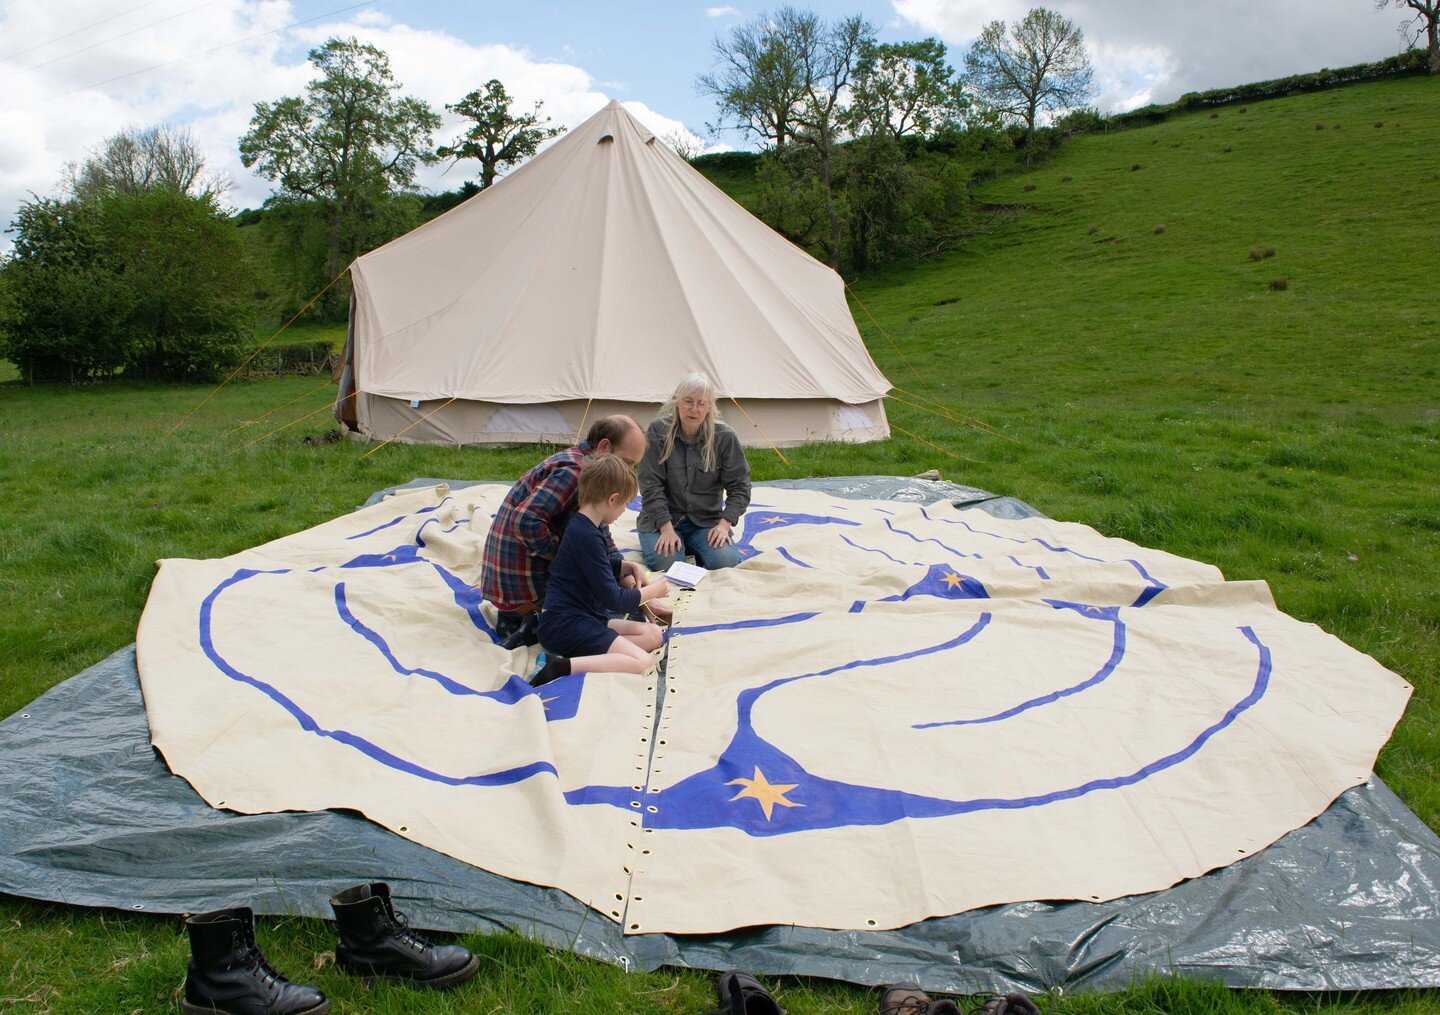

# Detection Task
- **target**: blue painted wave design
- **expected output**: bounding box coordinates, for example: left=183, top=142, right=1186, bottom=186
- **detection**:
left=190, top=499, right=1271, bottom=839
left=626, top=620, right=1271, bottom=836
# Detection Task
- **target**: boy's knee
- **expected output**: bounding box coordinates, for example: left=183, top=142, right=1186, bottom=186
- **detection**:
left=640, top=625, right=663, bottom=651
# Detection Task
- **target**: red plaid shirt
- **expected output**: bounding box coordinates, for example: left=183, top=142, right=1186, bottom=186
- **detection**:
left=479, top=442, right=619, bottom=611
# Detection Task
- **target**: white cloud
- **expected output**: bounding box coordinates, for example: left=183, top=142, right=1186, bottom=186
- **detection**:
left=0, top=1, right=712, bottom=248
left=706, top=6, right=739, bottom=17
left=892, top=0, right=1416, bottom=113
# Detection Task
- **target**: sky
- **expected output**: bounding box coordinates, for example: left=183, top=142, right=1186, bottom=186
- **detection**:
left=0, top=0, right=1421, bottom=238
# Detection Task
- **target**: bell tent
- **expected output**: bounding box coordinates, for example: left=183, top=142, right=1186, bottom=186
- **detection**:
left=334, top=100, right=892, bottom=447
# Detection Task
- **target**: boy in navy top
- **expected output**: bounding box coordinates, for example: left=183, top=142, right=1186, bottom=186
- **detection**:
left=533, top=454, right=670, bottom=686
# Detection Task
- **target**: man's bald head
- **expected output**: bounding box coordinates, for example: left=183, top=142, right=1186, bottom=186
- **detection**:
left=587, top=415, right=646, bottom=468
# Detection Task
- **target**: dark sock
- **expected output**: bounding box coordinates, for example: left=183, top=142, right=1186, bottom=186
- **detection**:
left=531, top=655, right=572, bottom=687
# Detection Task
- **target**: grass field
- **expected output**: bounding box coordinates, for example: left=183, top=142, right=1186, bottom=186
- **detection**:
left=1, top=74, right=1438, bottom=1012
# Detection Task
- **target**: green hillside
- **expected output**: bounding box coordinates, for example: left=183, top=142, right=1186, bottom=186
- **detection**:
left=0, top=74, right=1437, bottom=1013
left=845, top=73, right=1440, bottom=822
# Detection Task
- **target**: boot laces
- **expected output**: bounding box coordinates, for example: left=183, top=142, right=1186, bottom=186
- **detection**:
left=388, top=911, right=430, bottom=952
left=236, top=941, right=284, bottom=988
left=890, top=997, right=931, bottom=1015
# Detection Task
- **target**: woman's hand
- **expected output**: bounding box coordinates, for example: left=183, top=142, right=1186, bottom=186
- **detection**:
left=706, top=519, right=733, bottom=548
left=655, top=523, right=682, bottom=559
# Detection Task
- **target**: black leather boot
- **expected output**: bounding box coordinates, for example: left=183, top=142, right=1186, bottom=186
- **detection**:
left=182, top=906, right=329, bottom=1015
left=330, top=883, right=479, bottom=988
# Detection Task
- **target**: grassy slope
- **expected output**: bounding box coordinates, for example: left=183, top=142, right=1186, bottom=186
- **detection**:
left=1, top=75, right=1438, bottom=1012
left=845, top=76, right=1440, bottom=826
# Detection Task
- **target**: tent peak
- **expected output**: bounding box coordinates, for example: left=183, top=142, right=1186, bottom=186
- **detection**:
left=604, top=98, right=622, bottom=110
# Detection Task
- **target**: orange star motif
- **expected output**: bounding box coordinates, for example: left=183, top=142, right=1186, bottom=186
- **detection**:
left=727, top=767, right=802, bottom=820
left=941, top=571, right=965, bottom=589
left=762, top=515, right=787, bottom=525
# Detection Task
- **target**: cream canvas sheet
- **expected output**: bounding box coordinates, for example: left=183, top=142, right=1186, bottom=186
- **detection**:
left=137, top=485, right=1411, bottom=934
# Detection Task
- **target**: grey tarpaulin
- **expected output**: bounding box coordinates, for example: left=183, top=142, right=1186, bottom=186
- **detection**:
left=2, top=477, right=1438, bottom=992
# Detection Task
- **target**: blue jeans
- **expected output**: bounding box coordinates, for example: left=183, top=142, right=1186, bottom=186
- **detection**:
left=639, top=517, right=741, bottom=572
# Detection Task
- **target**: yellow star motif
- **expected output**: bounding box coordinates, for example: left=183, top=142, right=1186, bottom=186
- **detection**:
left=941, top=571, right=964, bottom=589
left=762, top=515, right=787, bottom=525
left=727, top=767, right=802, bottom=821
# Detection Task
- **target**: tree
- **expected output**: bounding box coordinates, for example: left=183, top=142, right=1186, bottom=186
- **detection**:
left=787, top=12, right=872, bottom=267
left=661, top=128, right=705, bottom=161
left=847, top=39, right=968, bottom=140
left=102, top=190, right=257, bottom=379
left=842, top=134, right=969, bottom=269
left=0, top=191, right=255, bottom=382
left=1375, top=0, right=1440, bottom=74
left=67, top=124, right=226, bottom=202
left=0, top=198, right=136, bottom=382
left=436, top=79, right=565, bottom=189
left=239, top=37, right=440, bottom=286
left=697, top=7, right=816, bottom=147
left=963, top=7, right=1096, bottom=149
left=701, top=7, right=872, bottom=267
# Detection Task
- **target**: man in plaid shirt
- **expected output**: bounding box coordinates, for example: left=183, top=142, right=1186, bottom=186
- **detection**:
left=481, top=415, right=653, bottom=647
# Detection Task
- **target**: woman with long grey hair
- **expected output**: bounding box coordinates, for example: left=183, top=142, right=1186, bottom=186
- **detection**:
left=637, top=373, right=752, bottom=572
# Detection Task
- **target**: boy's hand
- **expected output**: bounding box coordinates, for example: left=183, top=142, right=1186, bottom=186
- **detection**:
left=619, top=559, right=646, bottom=587
left=643, top=578, right=671, bottom=602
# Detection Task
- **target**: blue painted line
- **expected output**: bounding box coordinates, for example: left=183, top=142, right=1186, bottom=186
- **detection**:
left=624, top=623, right=1272, bottom=835
left=917, top=506, right=1163, bottom=601
left=197, top=568, right=556, bottom=788
left=671, top=612, right=821, bottom=638
left=775, top=546, right=813, bottom=569
left=919, top=505, right=1106, bottom=562
left=346, top=499, right=450, bottom=540
left=839, top=533, right=917, bottom=567
left=1008, top=555, right=1051, bottom=580
left=883, top=518, right=979, bottom=559
left=333, top=582, right=526, bottom=700
left=415, top=516, right=471, bottom=547
left=736, top=616, right=995, bottom=728
left=915, top=601, right=1124, bottom=729
left=1126, top=559, right=1169, bottom=607
left=426, top=561, right=499, bottom=642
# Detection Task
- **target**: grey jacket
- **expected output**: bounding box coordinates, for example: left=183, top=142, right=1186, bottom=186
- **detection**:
left=636, top=417, right=752, bottom=532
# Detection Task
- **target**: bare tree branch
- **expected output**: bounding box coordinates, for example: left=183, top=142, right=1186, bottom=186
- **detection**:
left=963, top=7, right=1096, bottom=148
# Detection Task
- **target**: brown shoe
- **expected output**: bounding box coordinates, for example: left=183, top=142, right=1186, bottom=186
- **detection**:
left=977, top=996, right=1041, bottom=1015
left=880, top=985, right=933, bottom=1015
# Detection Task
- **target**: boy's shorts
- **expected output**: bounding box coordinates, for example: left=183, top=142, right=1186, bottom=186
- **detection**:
left=537, top=611, right=620, bottom=659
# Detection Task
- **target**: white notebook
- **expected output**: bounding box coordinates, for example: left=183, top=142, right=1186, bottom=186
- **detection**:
left=663, top=560, right=707, bottom=589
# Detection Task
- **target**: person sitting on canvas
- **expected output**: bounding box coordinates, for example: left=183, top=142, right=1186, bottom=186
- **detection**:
left=637, top=373, right=752, bottom=572
left=531, top=454, right=671, bottom=686
left=480, top=415, right=661, bottom=650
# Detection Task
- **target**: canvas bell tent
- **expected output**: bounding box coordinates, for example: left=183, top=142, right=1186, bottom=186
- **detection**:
left=333, top=100, right=892, bottom=447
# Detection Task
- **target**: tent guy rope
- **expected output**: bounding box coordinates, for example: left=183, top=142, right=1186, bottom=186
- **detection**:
left=233, top=391, right=356, bottom=453
left=168, top=269, right=348, bottom=440
left=727, top=397, right=792, bottom=468
left=846, top=284, right=1015, bottom=445
left=358, top=398, right=459, bottom=461
left=226, top=378, right=336, bottom=436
